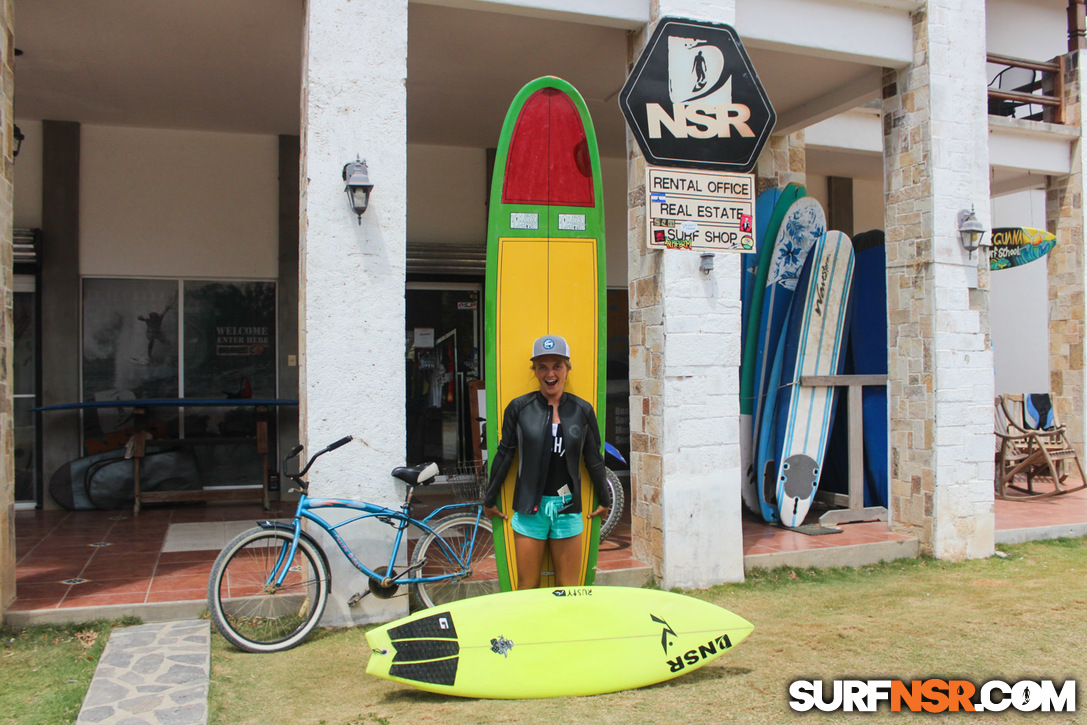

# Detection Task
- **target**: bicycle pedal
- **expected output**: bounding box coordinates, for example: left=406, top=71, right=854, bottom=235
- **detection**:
left=347, top=591, right=370, bottom=607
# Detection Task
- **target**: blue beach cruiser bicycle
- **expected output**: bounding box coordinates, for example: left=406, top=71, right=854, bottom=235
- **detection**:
left=206, top=436, right=497, bottom=653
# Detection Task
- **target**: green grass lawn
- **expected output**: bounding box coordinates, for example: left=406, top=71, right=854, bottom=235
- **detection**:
left=207, top=538, right=1087, bottom=725
left=0, top=616, right=140, bottom=725
left=2, top=540, right=1084, bottom=724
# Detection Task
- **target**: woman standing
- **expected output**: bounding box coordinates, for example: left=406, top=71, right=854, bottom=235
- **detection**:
left=482, top=335, right=609, bottom=589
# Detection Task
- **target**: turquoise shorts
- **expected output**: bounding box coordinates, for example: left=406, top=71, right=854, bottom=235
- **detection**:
left=511, top=495, right=584, bottom=541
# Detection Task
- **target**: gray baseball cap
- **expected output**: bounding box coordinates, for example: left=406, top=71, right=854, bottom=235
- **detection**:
left=531, top=335, right=570, bottom=360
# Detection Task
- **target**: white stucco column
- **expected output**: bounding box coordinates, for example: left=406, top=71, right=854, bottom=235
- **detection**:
left=882, top=0, right=994, bottom=559
left=628, top=0, right=744, bottom=590
left=300, top=0, right=408, bottom=624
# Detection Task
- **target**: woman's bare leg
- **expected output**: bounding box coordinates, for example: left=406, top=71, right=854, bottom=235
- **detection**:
left=549, top=533, right=583, bottom=587
left=513, top=533, right=547, bottom=589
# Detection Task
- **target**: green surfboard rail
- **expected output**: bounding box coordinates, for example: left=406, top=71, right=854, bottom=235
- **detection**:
left=739, top=183, right=806, bottom=416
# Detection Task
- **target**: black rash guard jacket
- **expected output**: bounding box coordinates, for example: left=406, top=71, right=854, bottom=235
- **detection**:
left=483, top=391, right=609, bottom=516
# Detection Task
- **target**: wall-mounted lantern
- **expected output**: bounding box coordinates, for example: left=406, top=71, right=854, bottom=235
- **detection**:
left=343, top=158, right=374, bottom=224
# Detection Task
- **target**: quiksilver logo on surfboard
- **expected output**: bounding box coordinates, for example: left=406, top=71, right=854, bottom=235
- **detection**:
left=651, top=614, right=678, bottom=654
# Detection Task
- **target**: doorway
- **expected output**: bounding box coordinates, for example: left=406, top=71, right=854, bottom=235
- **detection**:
left=405, top=282, right=482, bottom=468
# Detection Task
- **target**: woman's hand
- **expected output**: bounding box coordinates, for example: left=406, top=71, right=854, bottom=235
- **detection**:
left=483, top=505, right=508, bottom=520
left=587, top=505, right=608, bottom=519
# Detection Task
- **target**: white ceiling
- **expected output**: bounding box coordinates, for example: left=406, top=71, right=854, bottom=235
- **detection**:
left=15, top=1, right=885, bottom=176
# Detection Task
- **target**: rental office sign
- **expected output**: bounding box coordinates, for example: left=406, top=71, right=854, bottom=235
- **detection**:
left=619, top=18, right=776, bottom=173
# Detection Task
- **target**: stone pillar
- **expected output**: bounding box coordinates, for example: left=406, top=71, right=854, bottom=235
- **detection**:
left=755, top=131, right=807, bottom=194
left=881, top=1, right=994, bottom=559
left=1045, top=51, right=1085, bottom=455
left=300, top=0, right=408, bottom=624
left=627, top=0, right=744, bottom=589
left=0, top=0, right=14, bottom=613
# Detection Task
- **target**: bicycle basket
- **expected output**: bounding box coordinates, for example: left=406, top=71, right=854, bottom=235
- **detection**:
left=444, top=460, right=487, bottom=503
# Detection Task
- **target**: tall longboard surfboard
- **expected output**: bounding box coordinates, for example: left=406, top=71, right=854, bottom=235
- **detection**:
left=773, top=231, right=854, bottom=527
left=739, top=187, right=781, bottom=514
left=365, top=586, right=754, bottom=699
left=485, top=77, right=606, bottom=591
left=751, top=197, right=825, bottom=522
left=739, top=184, right=806, bottom=514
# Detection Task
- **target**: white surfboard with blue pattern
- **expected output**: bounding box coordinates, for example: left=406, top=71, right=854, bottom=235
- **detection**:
left=773, top=231, right=854, bottom=528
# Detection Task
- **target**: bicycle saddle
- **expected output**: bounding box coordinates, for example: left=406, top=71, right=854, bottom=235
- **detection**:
left=392, top=462, right=439, bottom=486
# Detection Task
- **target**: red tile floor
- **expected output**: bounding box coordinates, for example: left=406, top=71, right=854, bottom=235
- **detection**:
left=8, top=483, right=1086, bottom=615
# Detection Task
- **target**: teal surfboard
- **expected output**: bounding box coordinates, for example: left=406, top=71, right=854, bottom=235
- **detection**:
left=740, top=184, right=806, bottom=513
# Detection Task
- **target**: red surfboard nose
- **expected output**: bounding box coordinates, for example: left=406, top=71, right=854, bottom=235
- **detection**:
left=502, top=88, right=594, bottom=207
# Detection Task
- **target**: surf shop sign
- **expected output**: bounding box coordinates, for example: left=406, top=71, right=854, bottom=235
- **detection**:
left=619, top=17, right=776, bottom=172
left=647, top=166, right=754, bottom=252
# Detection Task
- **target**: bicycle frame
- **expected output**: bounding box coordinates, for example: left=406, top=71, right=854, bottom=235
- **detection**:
left=265, top=489, right=486, bottom=590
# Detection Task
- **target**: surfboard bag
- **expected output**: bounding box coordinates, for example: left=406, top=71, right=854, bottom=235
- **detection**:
left=49, top=446, right=203, bottom=510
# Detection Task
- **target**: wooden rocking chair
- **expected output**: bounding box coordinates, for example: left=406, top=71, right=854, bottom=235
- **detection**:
left=995, top=393, right=1087, bottom=499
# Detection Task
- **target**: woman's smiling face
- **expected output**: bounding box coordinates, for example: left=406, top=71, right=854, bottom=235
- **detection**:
left=533, top=355, right=569, bottom=398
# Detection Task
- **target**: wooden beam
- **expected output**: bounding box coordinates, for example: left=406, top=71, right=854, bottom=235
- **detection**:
left=1070, top=0, right=1086, bottom=52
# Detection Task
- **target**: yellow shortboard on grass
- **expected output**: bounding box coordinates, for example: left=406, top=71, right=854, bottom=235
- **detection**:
left=365, top=586, right=754, bottom=698
left=485, top=77, right=607, bottom=590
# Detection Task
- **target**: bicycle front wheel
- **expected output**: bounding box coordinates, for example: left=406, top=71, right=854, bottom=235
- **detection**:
left=411, top=514, right=497, bottom=608
left=207, top=527, right=330, bottom=653
left=600, top=467, right=626, bottom=540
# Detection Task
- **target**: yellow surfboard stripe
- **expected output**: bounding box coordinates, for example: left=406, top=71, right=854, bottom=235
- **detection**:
left=496, top=236, right=599, bottom=588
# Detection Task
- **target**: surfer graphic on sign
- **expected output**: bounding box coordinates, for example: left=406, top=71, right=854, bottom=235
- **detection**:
left=692, top=50, right=708, bottom=93
left=669, top=37, right=728, bottom=104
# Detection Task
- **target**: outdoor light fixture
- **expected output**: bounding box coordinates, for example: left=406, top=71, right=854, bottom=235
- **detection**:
left=343, top=157, right=374, bottom=224
left=700, top=252, right=715, bottom=274
left=12, top=124, right=23, bottom=158
left=957, top=206, right=987, bottom=258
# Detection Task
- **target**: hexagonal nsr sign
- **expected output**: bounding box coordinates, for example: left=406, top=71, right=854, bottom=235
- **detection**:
left=619, top=18, right=776, bottom=173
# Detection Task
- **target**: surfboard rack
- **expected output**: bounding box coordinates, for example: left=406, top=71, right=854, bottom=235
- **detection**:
left=801, top=374, right=889, bottom=526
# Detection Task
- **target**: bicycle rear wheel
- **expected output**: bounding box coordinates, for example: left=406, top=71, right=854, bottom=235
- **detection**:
left=599, top=467, right=625, bottom=540
left=411, top=514, right=497, bottom=608
left=207, top=527, right=330, bottom=653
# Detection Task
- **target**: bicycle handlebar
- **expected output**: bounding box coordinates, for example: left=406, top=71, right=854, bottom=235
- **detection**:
left=326, top=435, right=353, bottom=452
left=285, top=435, right=354, bottom=482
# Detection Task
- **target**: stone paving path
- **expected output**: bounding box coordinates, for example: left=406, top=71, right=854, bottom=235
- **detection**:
left=76, top=620, right=210, bottom=725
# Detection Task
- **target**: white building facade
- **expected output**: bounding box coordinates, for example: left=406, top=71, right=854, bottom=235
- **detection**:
left=2, top=0, right=1083, bottom=625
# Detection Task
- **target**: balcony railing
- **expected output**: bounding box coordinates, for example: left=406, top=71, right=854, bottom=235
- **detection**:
left=987, top=53, right=1066, bottom=125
